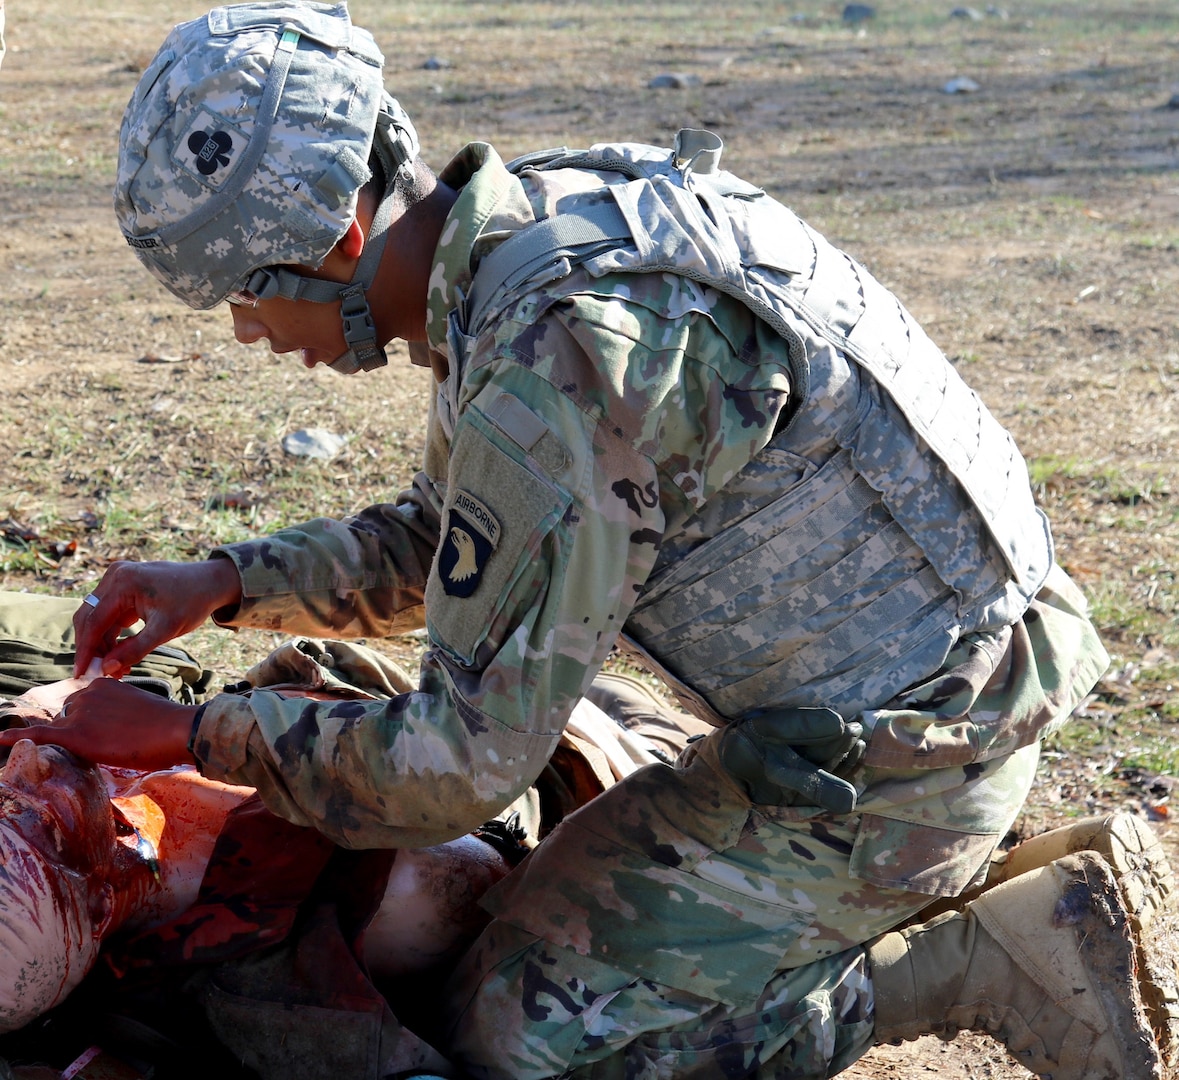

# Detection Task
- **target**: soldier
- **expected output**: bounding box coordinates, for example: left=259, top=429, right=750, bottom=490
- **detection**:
left=5, top=3, right=1173, bottom=1077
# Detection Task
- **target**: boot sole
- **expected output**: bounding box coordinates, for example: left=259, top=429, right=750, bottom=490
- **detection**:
left=1086, top=813, right=1173, bottom=935
left=1004, top=817, right=1177, bottom=1072
left=1060, top=853, right=1163, bottom=1080
left=1136, top=919, right=1179, bottom=1074
left=1096, top=817, right=1179, bottom=1071
left=1003, top=812, right=1175, bottom=934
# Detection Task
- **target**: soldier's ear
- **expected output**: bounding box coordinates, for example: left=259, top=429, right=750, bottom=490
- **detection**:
left=334, top=216, right=366, bottom=261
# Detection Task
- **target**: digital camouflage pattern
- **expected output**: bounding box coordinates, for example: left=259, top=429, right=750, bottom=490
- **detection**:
left=115, top=2, right=396, bottom=309
left=192, top=135, right=1109, bottom=1074
left=455, top=135, right=1055, bottom=726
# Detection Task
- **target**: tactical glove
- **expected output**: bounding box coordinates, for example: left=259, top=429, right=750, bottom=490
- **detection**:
left=718, top=706, right=866, bottom=815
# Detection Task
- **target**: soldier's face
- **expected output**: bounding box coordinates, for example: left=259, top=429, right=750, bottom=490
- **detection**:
left=228, top=292, right=350, bottom=371
left=226, top=214, right=373, bottom=371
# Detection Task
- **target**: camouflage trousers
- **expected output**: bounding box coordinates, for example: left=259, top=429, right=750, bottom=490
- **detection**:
left=440, top=568, right=1108, bottom=1079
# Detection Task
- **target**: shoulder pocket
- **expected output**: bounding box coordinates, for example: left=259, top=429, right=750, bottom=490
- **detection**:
left=426, top=405, right=572, bottom=666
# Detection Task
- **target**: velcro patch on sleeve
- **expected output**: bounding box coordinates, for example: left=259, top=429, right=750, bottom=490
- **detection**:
left=426, top=408, right=572, bottom=665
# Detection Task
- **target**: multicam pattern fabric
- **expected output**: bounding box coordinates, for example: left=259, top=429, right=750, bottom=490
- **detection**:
left=440, top=568, right=1105, bottom=1078
left=446, top=920, right=875, bottom=1080
left=193, top=135, right=1109, bottom=1074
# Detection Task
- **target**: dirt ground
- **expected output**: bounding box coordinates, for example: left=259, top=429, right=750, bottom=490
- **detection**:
left=1, top=0, right=1178, bottom=1076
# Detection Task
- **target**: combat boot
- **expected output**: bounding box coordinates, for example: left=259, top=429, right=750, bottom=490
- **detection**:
left=917, top=811, right=1174, bottom=931
left=968, top=813, right=1179, bottom=1068
left=998, top=812, right=1173, bottom=932
left=870, top=851, right=1162, bottom=1079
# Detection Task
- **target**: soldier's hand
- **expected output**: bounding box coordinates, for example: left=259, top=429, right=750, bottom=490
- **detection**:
left=73, top=558, right=242, bottom=679
left=718, top=706, right=866, bottom=814
left=0, top=678, right=197, bottom=771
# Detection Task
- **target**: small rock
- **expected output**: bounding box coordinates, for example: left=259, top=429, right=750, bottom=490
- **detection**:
left=647, top=73, right=702, bottom=89
left=1166, top=93, right=1179, bottom=110
left=207, top=490, right=262, bottom=511
left=282, top=428, right=348, bottom=461
left=421, top=56, right=451, bottom=71
left=944, top=76, right=981, bottom=94
left=842, top=3, right=876, bottom=24
left=985, top=4, right=1010, bottom=17
left=949, top=6, right=983, bottom=19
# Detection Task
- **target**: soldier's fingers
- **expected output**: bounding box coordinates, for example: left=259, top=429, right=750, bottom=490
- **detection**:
left=94, top=617, right=175, bottom=677
left=73, top=590, right=131, bottom=677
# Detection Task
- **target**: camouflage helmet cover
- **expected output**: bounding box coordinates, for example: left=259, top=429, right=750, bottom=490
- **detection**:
left=114, top=1, right=405, bottom=309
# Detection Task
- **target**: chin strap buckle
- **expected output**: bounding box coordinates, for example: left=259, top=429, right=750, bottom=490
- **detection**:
left=329, top=282, right=387, bottom=374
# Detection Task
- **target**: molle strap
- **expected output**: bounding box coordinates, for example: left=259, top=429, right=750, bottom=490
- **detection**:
left=463, top=200, right=634, bottom=335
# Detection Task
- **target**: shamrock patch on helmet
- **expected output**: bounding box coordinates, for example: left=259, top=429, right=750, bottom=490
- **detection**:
left=175, top=109, right=248, bottom=189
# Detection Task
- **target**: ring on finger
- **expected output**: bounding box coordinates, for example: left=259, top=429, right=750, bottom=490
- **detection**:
left=82, top=593, right=101, bottom=610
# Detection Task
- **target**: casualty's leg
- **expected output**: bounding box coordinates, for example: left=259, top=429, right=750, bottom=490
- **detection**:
left=585, top=670, right=714, bottom=761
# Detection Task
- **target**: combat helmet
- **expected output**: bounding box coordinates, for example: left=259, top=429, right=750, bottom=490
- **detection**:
left=114, top=0, right=418, bottom=374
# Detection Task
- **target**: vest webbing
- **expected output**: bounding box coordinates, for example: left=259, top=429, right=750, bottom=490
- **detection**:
left=452, top=133, right=1053, bottom=718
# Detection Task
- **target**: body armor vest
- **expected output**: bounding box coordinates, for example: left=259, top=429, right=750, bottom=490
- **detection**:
left=453, top=131, right=1054, bottom=721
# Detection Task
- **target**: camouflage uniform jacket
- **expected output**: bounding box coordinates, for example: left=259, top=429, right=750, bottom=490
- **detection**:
left=193, top=138, right=1060, bottom=850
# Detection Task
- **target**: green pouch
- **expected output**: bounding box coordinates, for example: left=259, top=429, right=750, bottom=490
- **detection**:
left=0, top=592, right=214, bottom=704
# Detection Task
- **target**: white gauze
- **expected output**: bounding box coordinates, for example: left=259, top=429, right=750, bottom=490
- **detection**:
left=0, top=824, right=100, bottom=1032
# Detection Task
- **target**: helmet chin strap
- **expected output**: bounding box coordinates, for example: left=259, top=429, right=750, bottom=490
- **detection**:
left=323, top=188, right=396, bottom=375
left=234, top=98, right=419, bottom=375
